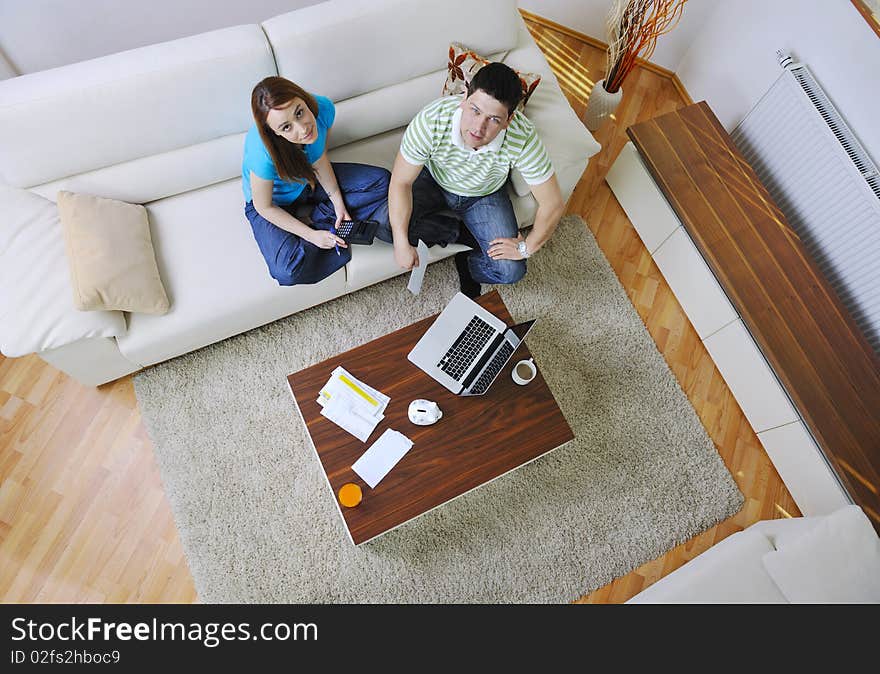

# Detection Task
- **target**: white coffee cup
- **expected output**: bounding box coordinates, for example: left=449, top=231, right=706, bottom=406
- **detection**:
left=511, top=357, right=537, bottom=385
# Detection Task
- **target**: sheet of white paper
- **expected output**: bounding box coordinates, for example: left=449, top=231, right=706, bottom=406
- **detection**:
left=320, top=395, right=382, bottom=442
left=351, top=429, right=414, bottom=489
left=407, top=239, right=430, bottom=295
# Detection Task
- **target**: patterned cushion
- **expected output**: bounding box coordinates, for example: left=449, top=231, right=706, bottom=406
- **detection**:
left=441, top=42, right=541, bottom=111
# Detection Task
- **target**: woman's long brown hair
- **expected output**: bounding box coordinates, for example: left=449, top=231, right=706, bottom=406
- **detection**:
left=250, top=76, right=319, bottom=185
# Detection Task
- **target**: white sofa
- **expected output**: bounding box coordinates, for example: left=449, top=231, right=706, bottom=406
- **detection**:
left=0, top=0, right=600, bottom=386
left=627, top=505, right=880, bottom=603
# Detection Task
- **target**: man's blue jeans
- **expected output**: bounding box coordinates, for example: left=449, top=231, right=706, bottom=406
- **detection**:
left=377, top=168, right=526, bottom=285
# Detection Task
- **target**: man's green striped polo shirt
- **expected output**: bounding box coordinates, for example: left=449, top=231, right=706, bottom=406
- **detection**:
left=400, top=95, right=554, bottom=197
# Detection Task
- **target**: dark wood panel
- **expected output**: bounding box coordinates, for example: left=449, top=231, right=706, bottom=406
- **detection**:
left=628, top=102, right=880, bottom=529
left=287, top=291, right=574, bottom=544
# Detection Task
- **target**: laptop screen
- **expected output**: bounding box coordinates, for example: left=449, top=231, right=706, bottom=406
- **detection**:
left=510, top=320, right=536, bottom=342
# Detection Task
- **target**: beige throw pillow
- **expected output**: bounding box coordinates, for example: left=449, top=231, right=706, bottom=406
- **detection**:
left=57, top=190, right=170, bottom=315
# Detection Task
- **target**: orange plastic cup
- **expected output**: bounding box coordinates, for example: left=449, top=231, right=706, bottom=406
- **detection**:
left=338, top=483, right=363, bottom=508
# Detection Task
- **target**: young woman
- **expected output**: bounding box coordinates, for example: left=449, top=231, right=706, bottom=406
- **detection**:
left=243, top=76, right=391, bottom=285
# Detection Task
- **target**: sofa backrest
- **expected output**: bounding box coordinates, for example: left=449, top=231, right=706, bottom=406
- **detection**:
left=0, top=24, right=275, bottom=203
left=0, top=0, right=522, bottom=205
left=262, top=0, right=521, bottom=149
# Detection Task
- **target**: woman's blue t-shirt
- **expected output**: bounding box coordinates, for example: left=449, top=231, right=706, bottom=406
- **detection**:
left=241, top=94, right=335, bottom=205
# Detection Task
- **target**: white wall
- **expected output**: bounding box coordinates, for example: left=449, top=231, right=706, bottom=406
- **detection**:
left=517, top=0, right=718, bottom=72
left=0, top=0, right=320, bottom=75
left=518, top=0, right=608, bottom=45
left=521, top=0, right=880, bottom=163
left=675, top=0, right=880, bottom=161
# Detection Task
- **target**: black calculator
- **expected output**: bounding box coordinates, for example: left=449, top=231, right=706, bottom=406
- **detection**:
left=335, top=219, right=379, bottom=245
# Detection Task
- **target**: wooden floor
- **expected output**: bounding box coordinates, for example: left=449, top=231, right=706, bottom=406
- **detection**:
left=0, top=17, right=799, bottom=604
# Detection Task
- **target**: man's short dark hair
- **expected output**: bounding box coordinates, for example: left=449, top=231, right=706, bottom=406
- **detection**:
left=466, top=62, right=522, bottom=117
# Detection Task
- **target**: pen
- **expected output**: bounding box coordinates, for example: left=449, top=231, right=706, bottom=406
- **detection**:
left=330, top=225, right=341, bottom=256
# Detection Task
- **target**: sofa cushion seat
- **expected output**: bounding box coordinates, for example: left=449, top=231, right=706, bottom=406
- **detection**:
left=345, top=238, right=469, bottom=292
left=116, top=179, right=347, bottom=367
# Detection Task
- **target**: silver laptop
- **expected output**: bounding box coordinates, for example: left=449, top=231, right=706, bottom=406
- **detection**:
left=408, top=292, right=536, bottom=396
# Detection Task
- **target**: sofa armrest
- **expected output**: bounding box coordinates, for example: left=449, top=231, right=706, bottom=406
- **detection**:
left=626, top=530, right=789, bottom=604
left=760, top=506, right=880, bottom=603
left=38, top=337, right=141, bottom=387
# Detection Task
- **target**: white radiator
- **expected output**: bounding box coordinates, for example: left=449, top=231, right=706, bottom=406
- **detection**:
left=731, top=53, right=880, bottom=355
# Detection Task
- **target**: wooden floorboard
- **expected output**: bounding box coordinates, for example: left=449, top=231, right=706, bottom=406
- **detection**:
left=0, top=18, right=799, bottom=604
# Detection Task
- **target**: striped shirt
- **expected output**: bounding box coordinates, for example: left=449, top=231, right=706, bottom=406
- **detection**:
left=400, top=96, right=554, bottom=197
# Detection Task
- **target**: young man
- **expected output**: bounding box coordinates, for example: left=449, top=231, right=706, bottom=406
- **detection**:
left=381, top=62, right=565, bottom=298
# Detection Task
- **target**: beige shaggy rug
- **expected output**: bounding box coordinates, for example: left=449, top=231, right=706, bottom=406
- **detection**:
left=134, top=215, right=744, bottom=603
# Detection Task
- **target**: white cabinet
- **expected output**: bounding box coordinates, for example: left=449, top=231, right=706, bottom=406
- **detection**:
left=606, top=141, right=845, bottom=517
left=653, top=227, right=738, bottom=339
left=605, top=142, right=681, bottom=253
left=703, top=319, right=800, bottom=433
left=757, top=422, right=851, bottom=516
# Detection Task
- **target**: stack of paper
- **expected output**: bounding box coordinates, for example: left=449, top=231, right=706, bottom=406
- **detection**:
left=317, top=366, right=389, bottom=442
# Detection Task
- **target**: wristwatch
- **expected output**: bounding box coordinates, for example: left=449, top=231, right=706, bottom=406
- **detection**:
left=517, top=239, right=531, bottom=259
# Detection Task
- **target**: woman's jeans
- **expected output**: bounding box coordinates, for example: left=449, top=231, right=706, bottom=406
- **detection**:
left=376, top=167, right=526, bottom=285
left=245, top=162, right=390, bottom=286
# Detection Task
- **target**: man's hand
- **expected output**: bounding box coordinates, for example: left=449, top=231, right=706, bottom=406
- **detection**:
left=394, top=242, right=419, bottom=270
left=488, top=235, right=525, bottom=260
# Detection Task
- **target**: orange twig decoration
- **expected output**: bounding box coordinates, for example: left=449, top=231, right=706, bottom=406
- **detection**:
left=604, top=0, right=687, bottom=93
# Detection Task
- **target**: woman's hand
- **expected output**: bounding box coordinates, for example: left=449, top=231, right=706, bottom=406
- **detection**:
left=334, top=207, right=353, bottom=231
left=309, top=229, right=347, bottom=250
left=488, top=235, right=526, bottom=260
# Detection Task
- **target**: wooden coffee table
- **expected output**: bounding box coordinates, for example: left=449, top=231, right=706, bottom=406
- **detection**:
left=286, top=291, right=574, bottom=545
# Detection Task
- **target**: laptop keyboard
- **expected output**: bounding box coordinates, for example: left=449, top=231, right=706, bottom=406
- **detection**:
left=468, top=340, right=514, bottom=395
left=437, top=316, right=496, bottom=381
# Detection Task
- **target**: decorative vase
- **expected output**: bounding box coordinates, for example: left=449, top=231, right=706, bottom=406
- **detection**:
left=583, top=79, right=623, bottom=131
